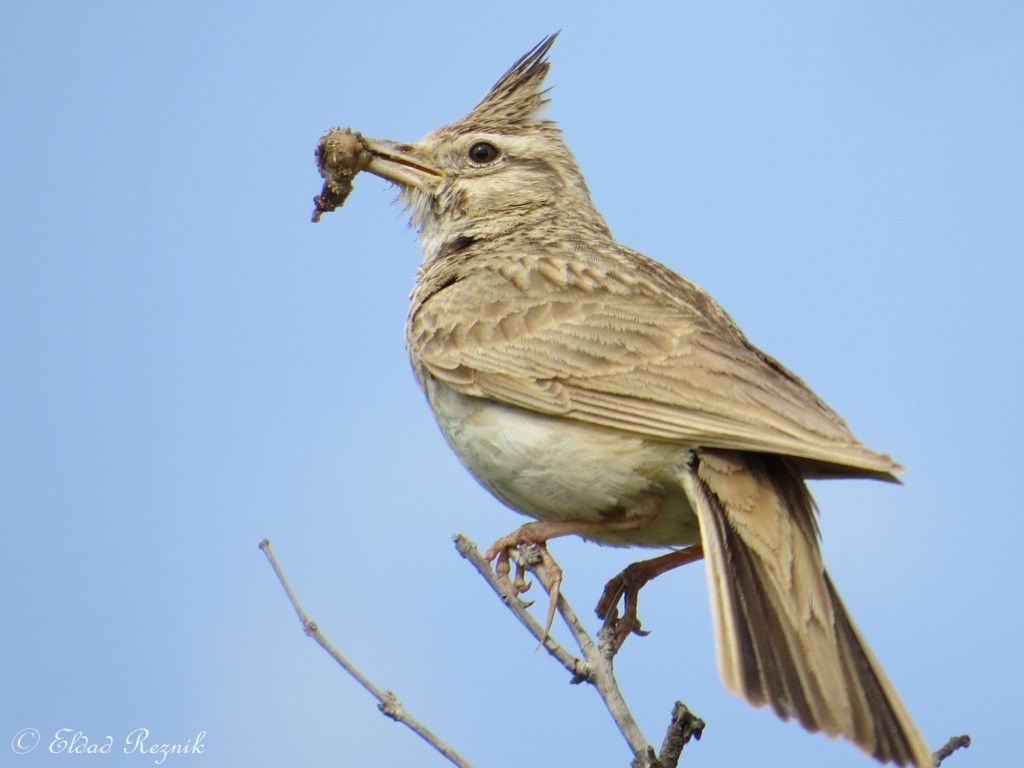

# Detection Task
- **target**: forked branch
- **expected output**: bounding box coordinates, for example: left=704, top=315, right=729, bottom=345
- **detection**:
left=262, top=535, right=964, bottom=768
left=454, top=534, right=703, bottom=768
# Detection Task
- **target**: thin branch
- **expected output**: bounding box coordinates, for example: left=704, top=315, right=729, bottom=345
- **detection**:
left=455, top=533, right=702, bottom=768
left=657, top=702, right=705, bottom=768
left=453, top=534, right=589, bottom=681
left=265, top=532, right=962, bottom=768
left=259, top=539, right=474, bottom=768
left=932, top=734, right=971, bottom=766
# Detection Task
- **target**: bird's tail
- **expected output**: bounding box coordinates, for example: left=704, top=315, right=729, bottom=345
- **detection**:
left=680, top=448, right=932, bottom=767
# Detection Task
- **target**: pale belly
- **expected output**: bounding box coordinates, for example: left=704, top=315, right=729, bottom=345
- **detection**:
left=424, top=378, right=701, bottom=548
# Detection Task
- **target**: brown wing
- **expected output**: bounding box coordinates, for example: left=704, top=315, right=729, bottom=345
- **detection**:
left=408, top=248, right=901, bottom=478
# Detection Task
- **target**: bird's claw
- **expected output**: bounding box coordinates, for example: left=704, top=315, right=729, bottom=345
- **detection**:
left=596, top=566, right=652, bottom=651
left=596, top=547, right=705, bottom=651
left=485, top=535, right=563, bottom=642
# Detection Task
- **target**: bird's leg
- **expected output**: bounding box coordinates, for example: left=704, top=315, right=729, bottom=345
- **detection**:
left=596, top=545, right=705, bottom=651
left=484, top=498, right=664, bottom=640
left=483, top=520, right=583, bottom=638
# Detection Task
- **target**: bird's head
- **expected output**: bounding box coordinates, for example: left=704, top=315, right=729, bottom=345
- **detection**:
left=359, top=33, right=610, bottom=260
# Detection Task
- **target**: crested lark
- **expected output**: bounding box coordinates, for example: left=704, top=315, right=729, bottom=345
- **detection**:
left=317, top=33, right=932, bottom=767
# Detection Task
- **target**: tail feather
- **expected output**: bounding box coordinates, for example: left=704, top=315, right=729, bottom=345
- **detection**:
left=680, top=448, right=931, bottom=767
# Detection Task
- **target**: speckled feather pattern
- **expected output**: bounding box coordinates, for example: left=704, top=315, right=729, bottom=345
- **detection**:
left=409, top=240, right=902, bottom=478
left=352, top=33, right=931, bottom=768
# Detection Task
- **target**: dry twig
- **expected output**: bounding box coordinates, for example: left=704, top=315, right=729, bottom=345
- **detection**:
left=262, top=535, right=966, bottom=767
left=454, top=534, right=703, bottom=768
left=656, top=702, right=705, bottom=768
left=932, top=734, right=971, bottom=766
left=259, top=539, right=474, bottom=768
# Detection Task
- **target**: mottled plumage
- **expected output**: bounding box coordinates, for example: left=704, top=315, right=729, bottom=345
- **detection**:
left=345, top=33, right=931, bottom=767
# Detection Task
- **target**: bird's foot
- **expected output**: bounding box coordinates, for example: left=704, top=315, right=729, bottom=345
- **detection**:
left=596, top=545, right=705, bottom=651
left=596, top=561, right=652, bottom=651
left=485, top=525, right=568, bottom=641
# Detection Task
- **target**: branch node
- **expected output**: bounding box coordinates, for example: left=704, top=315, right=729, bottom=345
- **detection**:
left=569, top=661, right=594, bottom=685
left=378, top=690, right=405, bottom=721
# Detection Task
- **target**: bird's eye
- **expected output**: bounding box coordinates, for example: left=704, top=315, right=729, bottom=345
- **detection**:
left=467, top=141, right=500, bottom=164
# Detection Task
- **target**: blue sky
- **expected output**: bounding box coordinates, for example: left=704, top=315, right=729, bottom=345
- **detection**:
left=2, top=2, right=1021, bottom=766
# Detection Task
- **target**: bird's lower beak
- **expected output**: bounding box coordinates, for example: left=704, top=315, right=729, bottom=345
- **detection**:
left=360, top=137, right=443, bottom=191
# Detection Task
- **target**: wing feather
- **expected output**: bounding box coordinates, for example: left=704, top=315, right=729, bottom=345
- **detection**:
left=409, top=248, right=901, bottom=478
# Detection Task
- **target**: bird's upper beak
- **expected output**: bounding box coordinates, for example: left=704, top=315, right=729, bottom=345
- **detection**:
left=360, top=136, right=444, bottom=191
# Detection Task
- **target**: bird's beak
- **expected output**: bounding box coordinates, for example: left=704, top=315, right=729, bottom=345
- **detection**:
left=360, top=137, right=443, bottom=191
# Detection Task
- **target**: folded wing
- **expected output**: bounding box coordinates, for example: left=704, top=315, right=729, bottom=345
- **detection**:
left=410, top=248, right=901, bottom=479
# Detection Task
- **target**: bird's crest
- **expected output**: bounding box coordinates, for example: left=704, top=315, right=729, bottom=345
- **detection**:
left=460, top=33, right=559, bottom=131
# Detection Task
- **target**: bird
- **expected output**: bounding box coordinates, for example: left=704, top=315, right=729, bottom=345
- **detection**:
left=325, top=32, right=932, bottom=767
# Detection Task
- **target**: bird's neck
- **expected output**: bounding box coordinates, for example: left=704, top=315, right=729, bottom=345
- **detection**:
left=417, top=197, right=612, bottom=273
